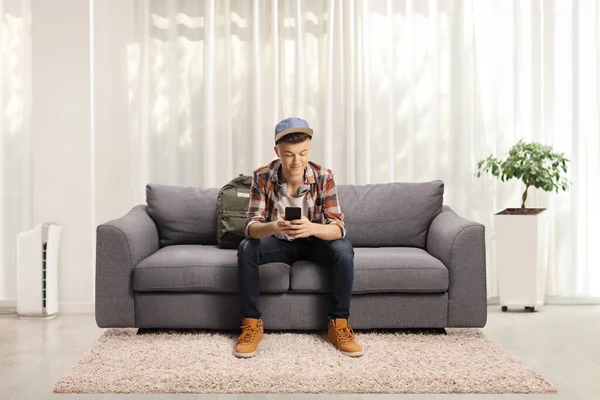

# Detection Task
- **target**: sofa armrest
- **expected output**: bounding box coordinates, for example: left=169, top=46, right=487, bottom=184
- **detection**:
left=426, top=205, right=487, bottom=327
left=95, top=205, right=160, bottom=328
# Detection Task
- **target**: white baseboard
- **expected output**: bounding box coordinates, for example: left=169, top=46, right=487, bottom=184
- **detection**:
left=2, top=297, right=598, bottom=316
left=0, top=299, right=17, bottom=314
left=59, top=302, right=95, bottom=313
left=543, top=295, right=600, bottom=304
left=0, top=298, right=94, bottom=314
left=487, top=295, right=600, bottom=305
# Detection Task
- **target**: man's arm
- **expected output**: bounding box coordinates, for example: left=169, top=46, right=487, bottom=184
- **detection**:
left=321, top=171, right=347, bottom=239
left=291, top=171, right=346, bottom=240
left=312, top=223, right=342, bottom=241
left=248, top=221, right=276, bottom=239
left=244, top=171, right=293, bottom=239
left=244, top=172, right=269, bottom=239
left=287, top=171, right=345, bottom=241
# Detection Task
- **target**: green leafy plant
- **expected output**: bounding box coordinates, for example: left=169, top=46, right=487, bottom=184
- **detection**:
left=475, top=139, right=571, bottom=209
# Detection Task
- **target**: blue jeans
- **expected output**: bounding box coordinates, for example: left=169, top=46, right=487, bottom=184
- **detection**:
left=237, top=236, right=355, bottom=320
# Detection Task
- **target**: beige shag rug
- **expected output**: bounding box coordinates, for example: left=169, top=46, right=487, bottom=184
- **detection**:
left=53, top=327, right=556, bottom=394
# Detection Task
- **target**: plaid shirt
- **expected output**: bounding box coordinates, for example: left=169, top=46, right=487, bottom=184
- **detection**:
left=244, top=159, right=346, bottom=239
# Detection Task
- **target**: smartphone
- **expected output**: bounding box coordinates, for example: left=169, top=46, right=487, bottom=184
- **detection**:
left=285, top=206, right=302, bottom=221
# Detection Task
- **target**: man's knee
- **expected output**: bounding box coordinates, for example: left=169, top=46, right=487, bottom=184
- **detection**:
left=237, top=238, right=262, bottom=260
left=328, top=238, right=354, bottom=260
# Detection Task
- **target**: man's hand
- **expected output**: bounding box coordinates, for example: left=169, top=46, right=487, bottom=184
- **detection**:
left=272, top=217, right=292, bottom=237
left=287, top=216, right=316, bottom=239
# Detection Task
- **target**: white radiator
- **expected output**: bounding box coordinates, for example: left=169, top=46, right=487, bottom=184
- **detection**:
left=16, top=223, right=62, bottom=319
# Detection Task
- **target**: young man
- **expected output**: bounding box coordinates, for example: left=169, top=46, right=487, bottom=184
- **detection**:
left=233, top=117, right=362, bottom=358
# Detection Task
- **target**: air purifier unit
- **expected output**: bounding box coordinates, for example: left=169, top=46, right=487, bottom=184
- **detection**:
left=16, top=223, right=62, bottom=319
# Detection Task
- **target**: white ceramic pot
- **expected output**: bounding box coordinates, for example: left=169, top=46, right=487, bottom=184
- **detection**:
left=494, top=208, right=549, bottom=312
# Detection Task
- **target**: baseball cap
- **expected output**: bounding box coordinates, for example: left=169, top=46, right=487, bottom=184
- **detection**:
left=274, top=117, right=314, bottom=143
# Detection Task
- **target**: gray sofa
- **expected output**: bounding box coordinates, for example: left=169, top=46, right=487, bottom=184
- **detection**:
left=95, top=180, right=487, bottom=330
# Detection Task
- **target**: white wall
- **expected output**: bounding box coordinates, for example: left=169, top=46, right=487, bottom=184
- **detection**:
left=31, top=0, right=93, bottom=313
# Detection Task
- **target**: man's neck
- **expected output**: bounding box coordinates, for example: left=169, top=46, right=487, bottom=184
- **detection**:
left=279, top=168, right=305, bottom=196
left=279, top=165, right=304, bottom=184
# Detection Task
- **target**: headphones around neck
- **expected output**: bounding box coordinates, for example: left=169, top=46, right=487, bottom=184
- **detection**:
left=278, top=164, right=311, bottom=196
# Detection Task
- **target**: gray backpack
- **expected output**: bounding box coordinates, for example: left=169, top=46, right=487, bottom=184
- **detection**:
left=217, top=174, right=252, bottom=249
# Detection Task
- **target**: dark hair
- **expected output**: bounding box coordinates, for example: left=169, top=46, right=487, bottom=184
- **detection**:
left=276, top=132, right=311, bottom=145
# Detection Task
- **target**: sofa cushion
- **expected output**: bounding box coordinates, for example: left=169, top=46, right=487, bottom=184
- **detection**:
left=146, top=184, right=219, bottom=247
left=290, top=247, right=448, bottom=294
left=133, top=245, right=290, bottom=293
left=337, top=181, right=444, bottom=248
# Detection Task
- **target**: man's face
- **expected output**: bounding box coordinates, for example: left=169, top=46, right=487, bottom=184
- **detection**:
left=274, top=139, right=311, bottom=180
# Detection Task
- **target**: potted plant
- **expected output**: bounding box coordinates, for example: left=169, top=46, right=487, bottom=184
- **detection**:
left=475, top=139, right=570, bottom=312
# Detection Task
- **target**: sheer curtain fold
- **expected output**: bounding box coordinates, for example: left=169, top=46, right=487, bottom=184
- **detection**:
left=0, top=0, right=31, bottom=307
left=94, top=0, right=600, bottom=300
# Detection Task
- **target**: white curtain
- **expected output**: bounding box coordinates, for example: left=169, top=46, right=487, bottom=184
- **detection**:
left=0, top=0, right=31, bottom=310
left=471, top=0, right=600, bottom=301
left=94, top=0, right=600, bottom=301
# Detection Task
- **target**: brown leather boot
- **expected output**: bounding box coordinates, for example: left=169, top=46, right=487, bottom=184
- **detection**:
left=233, top=318, right=264, bottom=358
left=328, top=318, right=363, bottom=357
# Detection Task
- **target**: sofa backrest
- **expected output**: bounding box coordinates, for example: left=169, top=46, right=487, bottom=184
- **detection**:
left=146, top=184, right=219, bottom=247
left=337, top=180, right=444, bottom=248
left=146, top=180, right=444, bottom=248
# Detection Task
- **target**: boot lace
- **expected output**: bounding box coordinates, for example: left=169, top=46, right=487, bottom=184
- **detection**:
left=335, top=325, right=356, bottom=344
left=238, top=323, right=260, bottom=344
